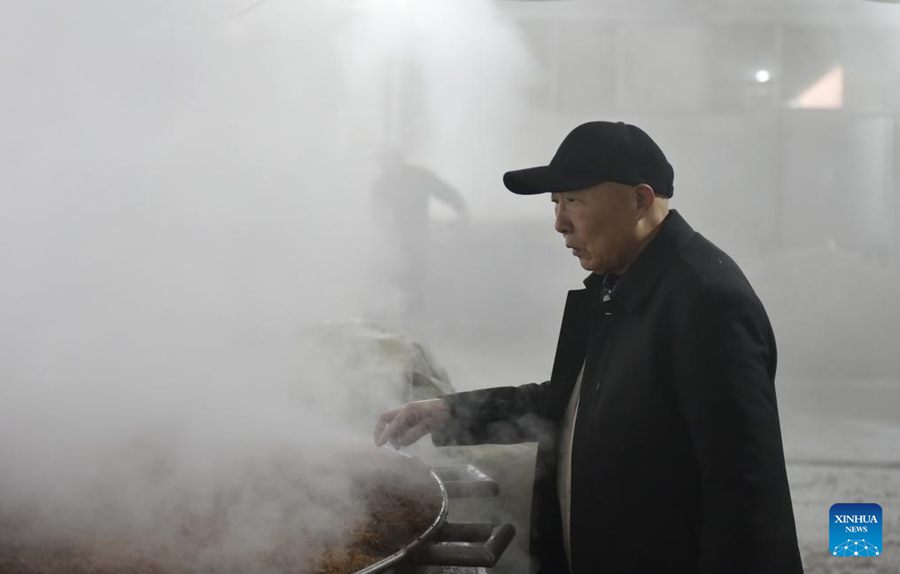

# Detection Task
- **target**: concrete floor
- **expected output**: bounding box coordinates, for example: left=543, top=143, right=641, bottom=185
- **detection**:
left=789, top=463, right=898, bottom=573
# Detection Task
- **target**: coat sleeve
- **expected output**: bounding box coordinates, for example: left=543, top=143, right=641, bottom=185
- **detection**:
left=672, top=284, right=802, bottom=573
left=431, top=380, right=571, bottom=447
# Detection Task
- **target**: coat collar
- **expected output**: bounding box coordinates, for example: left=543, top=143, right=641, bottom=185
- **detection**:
left=582, top=209, right=695, bottom=312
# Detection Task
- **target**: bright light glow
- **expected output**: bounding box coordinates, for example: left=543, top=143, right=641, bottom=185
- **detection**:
left=755, top=70, right=771, bottom=83
left=789, top=66, right=844, bottom=109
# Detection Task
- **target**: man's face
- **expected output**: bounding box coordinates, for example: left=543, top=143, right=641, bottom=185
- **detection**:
left=551, top=182, right=643, bottom=274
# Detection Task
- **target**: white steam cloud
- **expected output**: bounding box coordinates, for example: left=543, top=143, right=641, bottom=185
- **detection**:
left=0, top=0, right=532, bottom=570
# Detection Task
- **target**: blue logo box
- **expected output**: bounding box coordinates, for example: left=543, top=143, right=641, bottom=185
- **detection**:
left=829, top=503, right=882, bottom=557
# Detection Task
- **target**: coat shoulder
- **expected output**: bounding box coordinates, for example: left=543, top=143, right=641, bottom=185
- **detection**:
left=669, top=232, right=760, bottom=305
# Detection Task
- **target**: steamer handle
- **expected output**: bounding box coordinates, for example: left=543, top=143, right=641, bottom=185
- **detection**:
left=413, top=522, right=516, bottom=567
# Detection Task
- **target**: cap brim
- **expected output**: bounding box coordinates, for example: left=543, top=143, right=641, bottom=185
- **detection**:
left=503, top=165, right=601, bottom=195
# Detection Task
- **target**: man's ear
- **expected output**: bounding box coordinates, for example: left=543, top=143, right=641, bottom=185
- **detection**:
left=634, top=184, right=656, bottom=213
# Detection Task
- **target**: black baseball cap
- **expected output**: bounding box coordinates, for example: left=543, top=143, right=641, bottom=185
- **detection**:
left=503, top=121, right=674, bottom=197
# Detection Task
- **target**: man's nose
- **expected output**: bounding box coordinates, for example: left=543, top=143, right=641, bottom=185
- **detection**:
left=554, top=208, right=571, bottom=234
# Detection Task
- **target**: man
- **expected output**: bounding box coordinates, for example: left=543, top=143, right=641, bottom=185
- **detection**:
left=374, top=121, right=803, bottom=573
left=370, top=146, right=469, bottom=321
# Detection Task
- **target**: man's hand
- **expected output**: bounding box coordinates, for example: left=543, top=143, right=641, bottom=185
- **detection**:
left=373, top=398, right=450, bottom=448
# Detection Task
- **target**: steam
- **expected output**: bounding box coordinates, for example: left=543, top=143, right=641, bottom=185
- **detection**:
left=0, top=318, right=409, bottom=570
left=0, top=0, right=535, bottom=569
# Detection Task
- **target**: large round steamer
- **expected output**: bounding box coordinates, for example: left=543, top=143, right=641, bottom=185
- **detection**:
left=0, top=448, right=513, bottom=574
left=345, top=449, right=449, bottom=574
left=341, top=448, right=515, bottom=573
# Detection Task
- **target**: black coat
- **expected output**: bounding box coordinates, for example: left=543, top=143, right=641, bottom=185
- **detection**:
left=432, top=210, right=803, bottom=573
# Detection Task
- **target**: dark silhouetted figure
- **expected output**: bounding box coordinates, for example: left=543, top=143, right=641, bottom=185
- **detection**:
left=371, top=148, right=468, bottom=322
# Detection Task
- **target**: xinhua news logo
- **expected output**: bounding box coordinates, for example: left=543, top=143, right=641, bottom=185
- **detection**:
left=829, top=503, right=882, bottom=557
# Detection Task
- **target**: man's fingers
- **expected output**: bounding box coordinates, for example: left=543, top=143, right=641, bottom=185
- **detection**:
left=375, top=399, right=448, bottom=448
left=376, top=406, right=414, bottom=447
left=373, top=408, right=400, bottom=446
left=373, top=413, right=390, bottom=446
